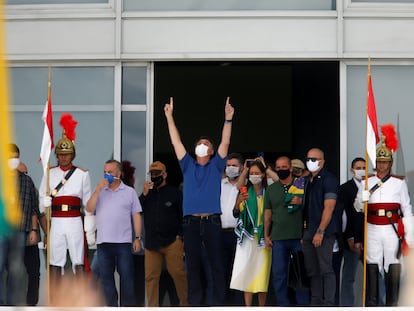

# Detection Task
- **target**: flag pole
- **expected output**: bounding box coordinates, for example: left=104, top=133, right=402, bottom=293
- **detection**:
left=362, top=58, right=371, bottom=307
left=46, top=65, right=51, bottom=305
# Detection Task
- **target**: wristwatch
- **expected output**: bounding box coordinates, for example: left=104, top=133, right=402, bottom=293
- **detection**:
left=316, top=228, right=325, bottom=235
left=135, top=236, right=142, bottom=241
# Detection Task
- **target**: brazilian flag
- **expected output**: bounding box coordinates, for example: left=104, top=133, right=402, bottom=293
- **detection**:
left=0, top=1, right=20, bottom=238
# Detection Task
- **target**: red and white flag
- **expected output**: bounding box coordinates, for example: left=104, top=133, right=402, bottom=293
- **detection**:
left=39, top=80, right=54, bottom=175
left=366, top=74, right=379, bottom=167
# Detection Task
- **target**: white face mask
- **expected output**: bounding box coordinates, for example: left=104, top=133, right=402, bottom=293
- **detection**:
left=225, top=166, right=240, bottom=179
left=249, top=175, right=262, bottom=185
left=354, top=169, right=365, bottom=180
left=195, top=143, right=209, bottom=157
left=306, top=160, right=320, bottom=173
left=8, top=158, right=20, bottom=170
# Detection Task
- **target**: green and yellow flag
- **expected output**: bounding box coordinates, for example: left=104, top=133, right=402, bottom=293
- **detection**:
left=0, top=1, right=20, bottom=238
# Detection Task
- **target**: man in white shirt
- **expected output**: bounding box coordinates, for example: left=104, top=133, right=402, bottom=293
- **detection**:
left=220, top=153, right=244, bottom=305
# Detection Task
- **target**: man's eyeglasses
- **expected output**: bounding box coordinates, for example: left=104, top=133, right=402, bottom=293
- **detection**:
left=306, top=157, right=321, bottom=162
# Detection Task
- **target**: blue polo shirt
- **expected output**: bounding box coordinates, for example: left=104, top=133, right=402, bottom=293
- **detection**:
left=303, top=167, right=339, bottom=236
left=179, top=152, right=226, bottom=216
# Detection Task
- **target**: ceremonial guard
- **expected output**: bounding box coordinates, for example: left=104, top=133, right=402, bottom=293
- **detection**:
left=39, top=114, right=95, bottom=290
left=355, top=124, right=414, bottom=306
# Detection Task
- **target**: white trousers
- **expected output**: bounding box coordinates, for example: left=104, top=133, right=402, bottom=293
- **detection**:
left=366, top=223, right=400, bottom=273
left=50, top=216, right=84, bottom=273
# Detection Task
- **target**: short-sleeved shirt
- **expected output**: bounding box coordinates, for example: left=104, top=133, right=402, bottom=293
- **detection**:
left=95, top=181, right=142, bottom=244
left=265, top=181, right=303, bottom=240
left=179, top=152, right=226, bottom=216
left=303, top=168, right=339, bottom=236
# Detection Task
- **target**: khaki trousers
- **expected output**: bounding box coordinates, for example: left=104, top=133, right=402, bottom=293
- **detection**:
left=145, top=239, right=188, bottom=307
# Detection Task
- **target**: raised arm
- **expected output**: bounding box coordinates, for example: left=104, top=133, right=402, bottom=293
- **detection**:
left=86, top=178, right=107, bottom=213
left=164, top=97, right=186, bottom=160
left=217, top=97, right=235, bottom=159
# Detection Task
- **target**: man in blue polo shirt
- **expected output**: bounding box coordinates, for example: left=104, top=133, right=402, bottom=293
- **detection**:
left=164, top=96, right=234, bottom=306
left=302, top=148, right=339, bottom=306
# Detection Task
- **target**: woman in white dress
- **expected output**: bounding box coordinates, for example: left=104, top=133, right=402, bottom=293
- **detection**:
left=230, top=160, right=272, bottom=306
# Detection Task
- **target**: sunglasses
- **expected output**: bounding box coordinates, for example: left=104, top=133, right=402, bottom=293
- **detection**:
left=306, top=157, right=321, bottom=162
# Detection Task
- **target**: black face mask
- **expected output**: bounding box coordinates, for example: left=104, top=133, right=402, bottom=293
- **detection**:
left=151, top=175, right=164, bottom=187
left=276, top=169, right=291, bottom=180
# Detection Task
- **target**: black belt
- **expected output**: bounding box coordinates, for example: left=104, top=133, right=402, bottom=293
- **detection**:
left=51, top=205, right=81, bottom=212
left=368, top=208, right=399, bottom=217
left=187, top=214, right=220, bottom=220
left=222, top=227, right=235, bottom=232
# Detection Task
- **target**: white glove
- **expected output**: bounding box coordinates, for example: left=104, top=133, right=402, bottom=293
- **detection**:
left=43, top=196, right=52, bottom=207
left=84, top=215, right=96, bottom=247
left=39, top=196, right=52, bottom=214
left=362, top=190, right=371, bottom=202
left=403, top=215, right=414, bottom=248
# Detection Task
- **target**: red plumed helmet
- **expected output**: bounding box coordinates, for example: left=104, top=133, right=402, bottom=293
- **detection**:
left=376, top=124, right=398, bottom=162
left=55, top=113, right=78, bottom=155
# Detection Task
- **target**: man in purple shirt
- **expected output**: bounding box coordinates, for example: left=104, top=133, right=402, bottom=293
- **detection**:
left=86, top=159, right=142, bottom=306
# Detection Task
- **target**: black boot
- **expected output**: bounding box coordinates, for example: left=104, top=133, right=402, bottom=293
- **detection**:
left=49, top=265, right=62, bottom=304
left=366, top=264, right=379, bottom=306
left=74, top=264, right=85, bottom=276
left=385, top=264, right=401, bottom=306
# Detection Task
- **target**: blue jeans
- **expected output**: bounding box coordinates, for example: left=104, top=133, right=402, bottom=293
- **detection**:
left=302, top=230, right=336, bottom=306
left=97, top=243, right=135, bottom=306
left=340, top=247, right=360, bottom=306
left=271, top=239, right=309, bottom=306
left=0, top=230, right=26, bottom=305
left=182, top=215, right=225, bottom=306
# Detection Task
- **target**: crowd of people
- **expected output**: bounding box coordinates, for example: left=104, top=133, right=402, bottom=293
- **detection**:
left=1, top=97, right=413, bottom=307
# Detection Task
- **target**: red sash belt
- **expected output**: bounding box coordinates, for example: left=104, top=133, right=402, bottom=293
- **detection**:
left=368, top=203, right=401, bottom=225
left=51, top=196, right=82, bottom=217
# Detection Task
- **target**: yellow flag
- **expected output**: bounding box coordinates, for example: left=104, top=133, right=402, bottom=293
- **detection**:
left=0, top=0, right=21, bottom=237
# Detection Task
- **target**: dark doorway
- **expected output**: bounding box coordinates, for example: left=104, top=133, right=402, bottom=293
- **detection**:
left=154, top=61, right=339, bottom=187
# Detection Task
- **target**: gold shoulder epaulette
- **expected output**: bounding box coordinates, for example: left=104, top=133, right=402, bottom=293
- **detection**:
left=76, top=166, right=88, bottom=172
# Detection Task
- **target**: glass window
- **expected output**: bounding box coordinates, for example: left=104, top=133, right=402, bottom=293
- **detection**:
left=121, top=112, right=146, bottom=192
left=122, top=67, right=147, bottom=105
left=10, top=66, right=114, bottom=188
left=346, top=65, right=414, bottom=194
left=7, top=0, right=107, bottom=4
left=124, top=0, right=335, bottom=11
left=11, top=67, right=114, bottom=106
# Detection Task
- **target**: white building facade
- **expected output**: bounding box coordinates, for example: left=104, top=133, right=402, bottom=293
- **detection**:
left=5, top=0, right=414, bottom=195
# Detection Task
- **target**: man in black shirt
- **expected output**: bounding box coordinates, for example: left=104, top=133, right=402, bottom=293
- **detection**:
left=139, top=161, right=188, bottom=307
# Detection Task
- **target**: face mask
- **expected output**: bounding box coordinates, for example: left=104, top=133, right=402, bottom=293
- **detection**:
left=249, top=175, right=262, bottom=185
left=306, top=160, right=320, bottom=173
left=226, top=166, right=240, bottom=179
left=104, top=173, right=119, bottom=184
left=8, top=158, right=20, bottom=170
left=195, top=143, right=209, bottom=157
left=292, top=168, right=303, bottom=178
left=276, top=169, right=290, bottom=180
left=151, top=175, right=164, bottom=187
left=267, top=178, right=274, bottom=186
left=354, top=169, right=365, bottom=180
